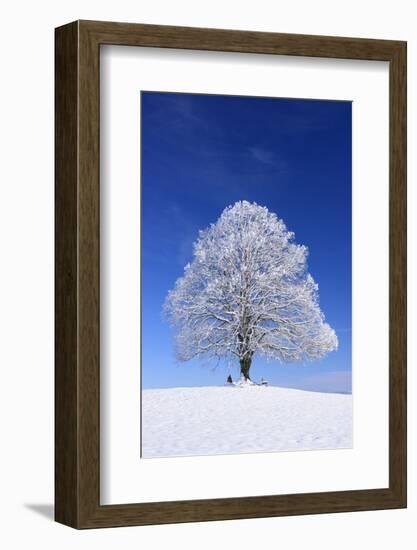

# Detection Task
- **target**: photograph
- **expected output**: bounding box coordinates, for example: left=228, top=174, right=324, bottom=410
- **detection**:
left=140, top=91, right=352, bottom=459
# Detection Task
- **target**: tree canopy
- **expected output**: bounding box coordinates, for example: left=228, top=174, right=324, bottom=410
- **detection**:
left=164, top=201, right=338, bottom=379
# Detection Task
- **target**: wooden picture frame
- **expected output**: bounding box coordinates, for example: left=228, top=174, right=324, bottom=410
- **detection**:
left=55, top=20, right=407, bottom=529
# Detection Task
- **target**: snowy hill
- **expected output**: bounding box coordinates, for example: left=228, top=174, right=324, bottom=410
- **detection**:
left=141, top=385, right=352, bottom=458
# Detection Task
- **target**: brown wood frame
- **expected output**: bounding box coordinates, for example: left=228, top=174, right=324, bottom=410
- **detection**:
left=55, top=20, right=407, bottom=529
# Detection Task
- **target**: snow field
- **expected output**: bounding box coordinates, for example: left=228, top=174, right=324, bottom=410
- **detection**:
left=142, top=385, right=352, bottom=458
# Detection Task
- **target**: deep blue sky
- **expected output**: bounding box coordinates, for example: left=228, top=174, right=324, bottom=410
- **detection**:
left=141, top=92, right=352, bottom=393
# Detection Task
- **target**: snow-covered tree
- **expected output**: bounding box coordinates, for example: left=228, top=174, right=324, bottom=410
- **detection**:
left=164, top=201, right=338, bottom=381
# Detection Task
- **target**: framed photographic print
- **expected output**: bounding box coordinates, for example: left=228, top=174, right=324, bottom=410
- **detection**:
left=55, top=20, right=406, bottom=528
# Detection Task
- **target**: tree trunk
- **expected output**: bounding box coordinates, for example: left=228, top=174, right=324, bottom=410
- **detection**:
left=240, top=357, right=252, bottom=380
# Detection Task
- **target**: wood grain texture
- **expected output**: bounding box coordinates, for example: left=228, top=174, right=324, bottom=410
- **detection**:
left=388, top=42, right=407, bottom=504
left=55, top=20, right=407, bottom=529
left=55, top=21, right=79, bottom=527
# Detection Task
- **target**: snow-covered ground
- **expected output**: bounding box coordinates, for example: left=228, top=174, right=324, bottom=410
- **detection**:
left=141, top=385, right=352, bottom=458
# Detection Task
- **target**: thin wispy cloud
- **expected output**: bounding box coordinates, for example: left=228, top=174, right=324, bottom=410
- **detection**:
left=249, top=146, right=276, bottom=165
left=167, top=203, right=200, bottom=267
left=248, top=146, right=288, bottom=173
left=275, top=369, right=352, bottom=394
left=298, top=370, right=352, bottom=394
left=143, top=93, right=214, bottom=134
